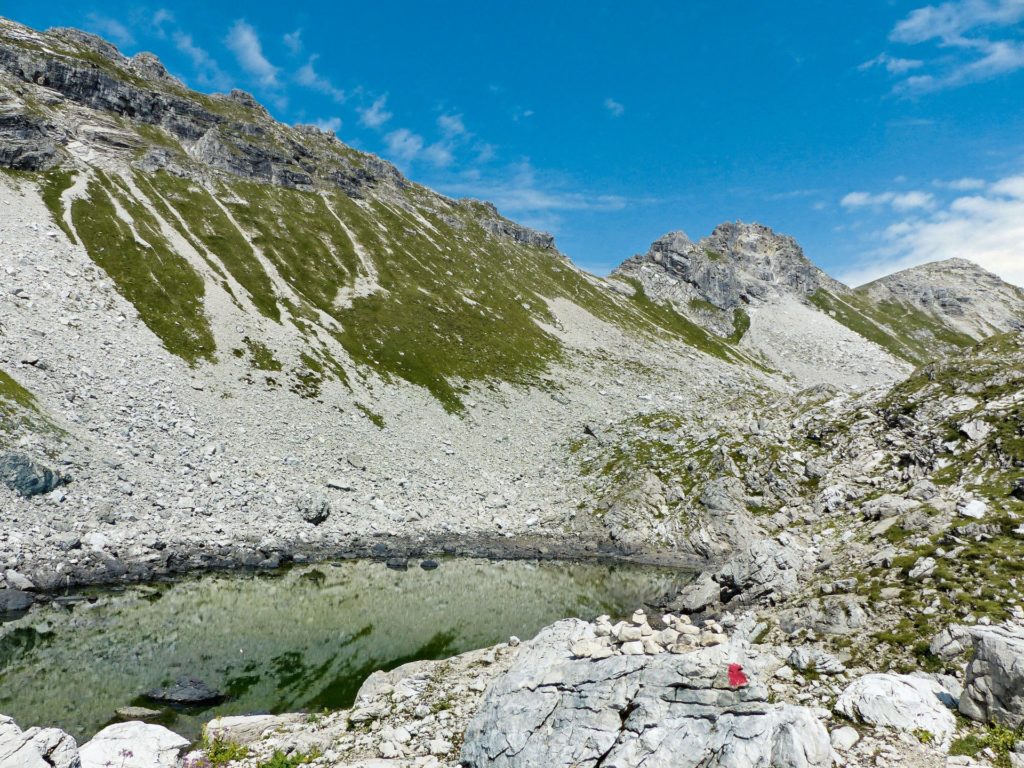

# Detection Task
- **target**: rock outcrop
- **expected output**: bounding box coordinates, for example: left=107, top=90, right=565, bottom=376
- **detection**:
left=461, top=618, right=832, bottom=767
left=0, top=452, right=66, bottom=497
left=0, top=716, right=79, bottom=768
left=959, top=624, right=1024, bottom=728
left=835, top=673, right=958, bottom=745
left=78, top=722, right=189, bottom=768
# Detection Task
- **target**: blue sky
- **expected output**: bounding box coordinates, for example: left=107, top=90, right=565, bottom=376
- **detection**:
left=11, top=1, right=1024, bottom=284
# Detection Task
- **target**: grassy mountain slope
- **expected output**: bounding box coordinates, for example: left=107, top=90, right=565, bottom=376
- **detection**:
left=809, top=287, right=977, bottom=365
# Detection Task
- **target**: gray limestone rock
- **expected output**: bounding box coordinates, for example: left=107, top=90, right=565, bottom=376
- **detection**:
left=0, top=452, right=67, bottom=497
left=461, top=619, right=832, bottom=768
left=960, top=624, right=1024, bottom=728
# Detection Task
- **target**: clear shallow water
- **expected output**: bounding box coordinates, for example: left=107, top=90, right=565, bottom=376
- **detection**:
left=0, top=558, right=687, bottom=741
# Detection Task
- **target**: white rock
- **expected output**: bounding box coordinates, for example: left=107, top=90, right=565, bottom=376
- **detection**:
left=959, top=499, right=987, bottom=519
left=835, top=673, right=956, bottom=745
left=830, top=725, right=860, bottom=751
left=79, top=722, right=189, bottom=768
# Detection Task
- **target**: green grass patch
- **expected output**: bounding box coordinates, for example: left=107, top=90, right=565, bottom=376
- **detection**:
left=242, top=337, right=282, bottom=371
left=728, top=308, right=751, bottom=344
left=145, top=172, right=281, bottom=321
left=258, top=748, right=322, bottom=768
left=70, top=172, right=216, bottom=364
left=810, top=288, right=975, bottom=365
left=355, top=402, right=385, bottom=428
left=202, top=738, right=250, bottom=766
left=37, top=169, right=77, bottom=243
left=950, top=724, right=1021, bottom=768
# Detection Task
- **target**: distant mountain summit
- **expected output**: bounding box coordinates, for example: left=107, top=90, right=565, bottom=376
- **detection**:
left=614, top=225, right=1024, bottom=380
left=613, top=222, right=844, bottom=337
left=857, top=258, right=1024, bottom=340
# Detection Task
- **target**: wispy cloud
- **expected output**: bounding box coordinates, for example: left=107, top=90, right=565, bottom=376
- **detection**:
left=86, top=13, right=135, bottom=47
left=173, top=31, right=231, bottom=91
left=225, top=20, right=280, bottom=89
left=858, top=52, right=924, bottom=74
left=934, top=176, right=987, bottom=189
left=841, top=190, right=936, bottom=210
left=865, top=0, right=1024, bottom=92
left=437, top=113, right=466, bottom=138
left=439, top=160, right=627, bottom=234
left=603, top=97, right=625, bottom=117
left=384, top=128, right=424, bottom=162
left=838, top=171, right=1024, bottom=286
left=312, top=116, right=342, bottom=134
left=296, top=55, right=345, bottom=103
left=358, top=95, right=392, bottom=129
left=283, top=29, right=303, bottom=55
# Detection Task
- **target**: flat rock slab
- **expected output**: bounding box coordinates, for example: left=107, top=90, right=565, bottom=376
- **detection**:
left=461, top=619, right=831, bottom=768
left=835, top=673, right=957, bottom=745
left=143, top=676, right=224, bottom=705
left=79, top=722, right=188, bottom=768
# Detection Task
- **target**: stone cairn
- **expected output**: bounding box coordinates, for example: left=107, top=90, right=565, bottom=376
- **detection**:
left=570, top=609, right=729, bottom=659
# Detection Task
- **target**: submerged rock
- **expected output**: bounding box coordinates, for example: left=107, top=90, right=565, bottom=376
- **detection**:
left=143, top=676, right=224, bottom=705
left=0, top=588, right=34, bottom=614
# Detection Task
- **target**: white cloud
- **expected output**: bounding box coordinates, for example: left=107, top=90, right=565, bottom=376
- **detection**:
left=859, top=53, right=924, bottom=74
left=440, top=160, right=627, bottom=226
left=838, top=172, right=1024, bottom=286
left=936, top=176, right=987, bottom=189
left=152, top=9, right=174, bottom=34
left=296, top=55, right=345, bottom=102
left=870, top=0, right=1024, bottom=92
left=438, top=113, right=466, bottom=138
left=891, top=0, right=1024, bottom=44
left=603, top=97, right=625, bottom=117
left=86, top=14, right=135, bottom=47
left=892, top=190, right=937, bottom=210
left=225, top=20, right=279, bottom=89
left=423, top=142, right=454, bottom=167
left=173, top=31, right=232, bottom=91
left=384, top=128, right=424, bottom=162
left=841, top=190, right=935, bottom=210
left=283, top=29, right=303, bottom=55
left=312, top=116, right=342, bottom=134
left=359, top=95, right=392, bottom=129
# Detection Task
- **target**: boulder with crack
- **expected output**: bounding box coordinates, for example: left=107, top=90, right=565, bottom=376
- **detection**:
left=461, top=618, right=832, bottom=768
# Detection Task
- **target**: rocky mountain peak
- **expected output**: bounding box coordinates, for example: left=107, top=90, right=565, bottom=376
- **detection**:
left=616, top=221, right=842, bottom=313
left=857, top=257, right=1024, bottom=339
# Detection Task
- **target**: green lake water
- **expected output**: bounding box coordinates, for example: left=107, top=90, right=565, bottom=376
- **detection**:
left=0, top=558, right=687, bottom=742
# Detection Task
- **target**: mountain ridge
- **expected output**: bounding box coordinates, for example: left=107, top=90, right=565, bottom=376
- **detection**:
left=0, top=15, right=1018, bottom=594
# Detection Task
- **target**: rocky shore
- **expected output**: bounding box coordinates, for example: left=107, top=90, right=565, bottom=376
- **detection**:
left=4, top=608, right=1023, bottom=767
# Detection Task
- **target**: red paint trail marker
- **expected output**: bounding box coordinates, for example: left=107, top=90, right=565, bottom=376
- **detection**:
left=728, top=663, right=749, bottom=688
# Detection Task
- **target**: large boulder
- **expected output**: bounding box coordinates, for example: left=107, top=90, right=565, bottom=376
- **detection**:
left=0, top=716, right=79, bottom=768
left=835, top=673, right=957, bottom=745
left=959, top=624, right=1024, bottom=728
left=0, top=588, right=34, bottom=614
left=79, top=722, right=188, bottom=768
left=0, top=452, right=67, bottom=497
left=461, top=619, right=832, bottom=768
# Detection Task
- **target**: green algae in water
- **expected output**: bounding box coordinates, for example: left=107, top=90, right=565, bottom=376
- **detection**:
left=0, top=558, right=686, bottom=742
